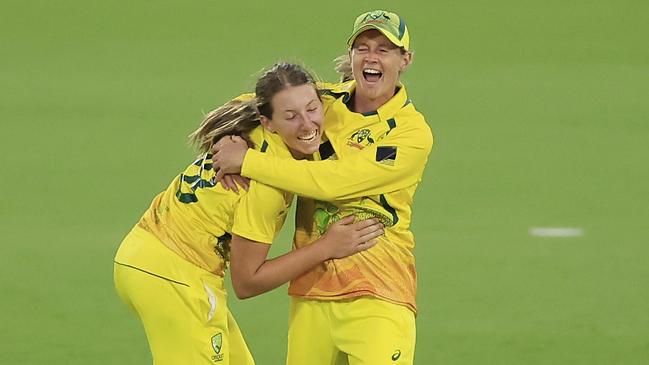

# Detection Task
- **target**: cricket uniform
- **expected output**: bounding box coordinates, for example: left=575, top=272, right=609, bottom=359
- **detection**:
left=114, top=126, right=293, bottom=365
left=240, top=80, right=434, bottom=364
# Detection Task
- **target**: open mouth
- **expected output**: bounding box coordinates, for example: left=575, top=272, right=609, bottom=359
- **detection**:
left=363, top=68, right=382, bottom=83
left=297, top=129, right=318, bottom=143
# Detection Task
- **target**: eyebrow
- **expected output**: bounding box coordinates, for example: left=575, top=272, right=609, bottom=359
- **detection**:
left=281, top=99, right=319, bottom=112
left=354, top=40, right=398, bottom=49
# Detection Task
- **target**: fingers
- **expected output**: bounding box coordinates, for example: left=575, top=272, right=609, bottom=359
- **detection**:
left=352, top=217, right=381, bottom=230
left=211, top=135, right=238, bottom=153
left=233, top=175, right=250, bottom=192
left=215, top=168, right=225, bottom=185
left=222, top=175, right=239, bottom=194
left=357, top=238, right=379, bottom=251
left=358, top=225, right=384, bottom=242
left=217, top=174, right=250, bottom=194
left=334, top=215, right=356, bottom=226
left=231, top=135, right=246, bottom=145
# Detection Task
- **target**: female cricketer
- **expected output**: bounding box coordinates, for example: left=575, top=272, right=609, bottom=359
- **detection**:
left=113, top=62, right=384, bottom=365
left=212, top=10, right=434, bottom=365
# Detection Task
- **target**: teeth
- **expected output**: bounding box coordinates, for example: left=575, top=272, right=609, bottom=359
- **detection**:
left=298, top=130, right=317, bottom=141
left=364, top=69, right=381, bottom=74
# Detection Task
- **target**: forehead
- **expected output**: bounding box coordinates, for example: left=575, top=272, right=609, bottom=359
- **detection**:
left=270, top=84, right=318, bottom=111
left=352, top=29, right=396, bottom=47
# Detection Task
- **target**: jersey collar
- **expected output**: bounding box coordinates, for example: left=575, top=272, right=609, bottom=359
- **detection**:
left=335, top=80, right=409, bottom=121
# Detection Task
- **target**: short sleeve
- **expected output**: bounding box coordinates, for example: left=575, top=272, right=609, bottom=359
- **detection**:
left=231, top=180, right=291, bottom=244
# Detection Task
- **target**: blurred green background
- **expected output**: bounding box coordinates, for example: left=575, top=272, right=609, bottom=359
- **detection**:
left=1, top=0, right=648, bottom=364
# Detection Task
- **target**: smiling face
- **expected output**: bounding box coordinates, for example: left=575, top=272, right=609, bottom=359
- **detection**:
left=260, top=83, right=324, bottom=159
left=350, top=29, right=411, bottom=113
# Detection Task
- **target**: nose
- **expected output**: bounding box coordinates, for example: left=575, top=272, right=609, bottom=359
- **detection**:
left=297, top=111, right=317, bottom=129
left=364, top=49, right=380, bottom=62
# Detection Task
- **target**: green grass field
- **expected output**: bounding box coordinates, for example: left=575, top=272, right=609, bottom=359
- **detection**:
left=2, top=0, right=648, bottom=363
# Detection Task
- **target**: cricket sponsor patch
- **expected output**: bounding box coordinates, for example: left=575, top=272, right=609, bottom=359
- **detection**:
left=376, top=146, right=397, bottom=166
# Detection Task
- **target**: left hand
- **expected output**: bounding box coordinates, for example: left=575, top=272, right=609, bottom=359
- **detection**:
left=220, top=174, right=250, bottom=194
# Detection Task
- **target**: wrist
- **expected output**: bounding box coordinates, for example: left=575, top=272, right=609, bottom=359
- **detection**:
left=312, top=236, right=333, bottom=261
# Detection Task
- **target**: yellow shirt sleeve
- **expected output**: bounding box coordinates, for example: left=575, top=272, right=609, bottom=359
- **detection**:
left=240, top=119, right=433, bottom=201
left=230, top=180, right=290, bottom=244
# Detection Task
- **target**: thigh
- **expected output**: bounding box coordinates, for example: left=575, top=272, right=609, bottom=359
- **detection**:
left=286, top=298, right=339, bottom=365
left=114, top=248, right=253, bottom=364
left=332, top=297, right=416, bottom=365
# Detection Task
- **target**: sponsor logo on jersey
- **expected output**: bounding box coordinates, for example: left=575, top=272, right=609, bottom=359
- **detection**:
left=313, top=199, right=393, bottom=236
left=376, top=146, right=397, bottom=166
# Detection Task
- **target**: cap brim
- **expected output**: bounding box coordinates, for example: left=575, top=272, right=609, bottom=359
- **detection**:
left=347, top=24, right=405, bottom=49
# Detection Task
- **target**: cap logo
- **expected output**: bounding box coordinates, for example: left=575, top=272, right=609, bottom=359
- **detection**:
left=349, top=10, right=409, bottom=50
left=363, top=11, right=391, bottom=21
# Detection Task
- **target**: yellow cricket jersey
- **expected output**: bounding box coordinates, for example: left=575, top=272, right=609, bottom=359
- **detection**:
left=136, top=126, right=294, bottom=277
left=240, top=81, right=434, bottom=312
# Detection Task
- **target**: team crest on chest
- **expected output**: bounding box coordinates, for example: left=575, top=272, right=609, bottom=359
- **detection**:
left=347, top=128, right=375, bottom=149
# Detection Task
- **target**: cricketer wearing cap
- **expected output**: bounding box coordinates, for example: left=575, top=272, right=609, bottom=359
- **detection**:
left=211, top=10, right=434, bottom=365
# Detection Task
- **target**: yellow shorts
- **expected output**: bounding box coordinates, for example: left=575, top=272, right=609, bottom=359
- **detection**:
left=114, top=226, right=255, bottom=365
left=286, top=297, right=416, bottom=365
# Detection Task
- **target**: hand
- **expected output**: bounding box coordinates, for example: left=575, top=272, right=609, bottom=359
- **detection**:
left=211, top=135, right=249, bottom=182
left=220, top=174, right=250, bottom=194
left=318, top=216, right=384, bottom=260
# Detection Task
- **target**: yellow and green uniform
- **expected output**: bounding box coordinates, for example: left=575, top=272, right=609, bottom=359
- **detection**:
left=114, top=126, right=294, bottom=365
left=242, top=80, right=433, bottom=312
left=239, top=81, right=433, bottom=364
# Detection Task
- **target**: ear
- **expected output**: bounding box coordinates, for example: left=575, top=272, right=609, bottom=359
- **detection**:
left=400, top=51, right=413, bottom=71
left=260, top=115, right=275, bottom=133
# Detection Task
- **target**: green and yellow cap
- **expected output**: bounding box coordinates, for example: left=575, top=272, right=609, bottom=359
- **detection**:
left=347, top=10, right=410, bottom=51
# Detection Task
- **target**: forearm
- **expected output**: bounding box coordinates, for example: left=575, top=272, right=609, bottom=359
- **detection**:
left=233, top=240, right=329, bottom=299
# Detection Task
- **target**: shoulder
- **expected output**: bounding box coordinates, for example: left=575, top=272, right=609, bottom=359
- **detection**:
left=317, top=81, right=354, bottom=103
left=248, top=126, right=294, bottom=159
left=247, top=125, right=266, bottom=151
left=393, top=103, right=434, bottom=147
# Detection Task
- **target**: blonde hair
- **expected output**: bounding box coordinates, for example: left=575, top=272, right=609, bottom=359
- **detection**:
left=333, top=54, right=353, bottom=82
left=188, top=100, right=259, bottom=153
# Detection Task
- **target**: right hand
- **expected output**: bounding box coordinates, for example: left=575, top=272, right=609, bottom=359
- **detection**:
left=318, top=215, right=384, bottom=260
left=211, top=135, right=249, bottom=181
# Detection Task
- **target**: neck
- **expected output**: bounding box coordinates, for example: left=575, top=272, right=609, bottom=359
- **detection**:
left=350, top=86, right=399, bottom=114
left=288, top=148, right=311, bottom=160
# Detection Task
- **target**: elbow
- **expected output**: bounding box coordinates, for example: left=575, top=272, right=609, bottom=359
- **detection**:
left=231, top=279, right=261, bottom=300
left=233, top=288, right=254, bottom=300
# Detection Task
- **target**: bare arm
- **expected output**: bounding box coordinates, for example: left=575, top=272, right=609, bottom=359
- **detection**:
left=229, top=216, right=383, bottom=299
